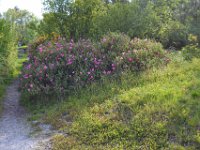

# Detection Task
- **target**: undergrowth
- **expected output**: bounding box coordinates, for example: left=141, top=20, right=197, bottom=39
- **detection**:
left=22, top=55, right=200, bottom=149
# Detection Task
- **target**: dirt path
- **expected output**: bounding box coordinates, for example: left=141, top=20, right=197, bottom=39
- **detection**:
left=0, top=80, right=51, bottom=150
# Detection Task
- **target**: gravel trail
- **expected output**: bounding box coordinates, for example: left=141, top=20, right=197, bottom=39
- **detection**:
left=0, top=80, right=51, bottom=150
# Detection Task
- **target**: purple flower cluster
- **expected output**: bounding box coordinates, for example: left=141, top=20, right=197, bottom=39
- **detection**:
left=20, top=33, right=169, bottom=97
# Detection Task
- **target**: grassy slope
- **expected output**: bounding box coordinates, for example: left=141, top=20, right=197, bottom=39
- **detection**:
left=25, top=55, right=200, bottom=149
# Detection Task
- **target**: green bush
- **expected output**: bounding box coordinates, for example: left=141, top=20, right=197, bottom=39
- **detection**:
left=100, top=32, right=130, bottom=55
left=0, top=19, right=18, bottom=77
left=182, top=44, right=200, bottom=60
left=117, top=38, right=170, bottom=71
left=158, top=21, right=188, bottom=48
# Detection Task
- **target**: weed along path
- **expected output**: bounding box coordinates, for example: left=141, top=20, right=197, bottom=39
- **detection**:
left=0, top=80, right=51, bottom=150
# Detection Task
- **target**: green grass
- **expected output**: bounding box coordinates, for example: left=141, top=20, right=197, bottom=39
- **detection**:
left=17, top=45, right=28, bottom=49
left=23, top=55, right=200, bottom=150
left=13, top=54, right=28, bottom=77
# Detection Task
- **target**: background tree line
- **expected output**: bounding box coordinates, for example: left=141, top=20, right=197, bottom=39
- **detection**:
left=32, top=0, right=200, bottom=48
left=0, top=0, right=199, bottom=73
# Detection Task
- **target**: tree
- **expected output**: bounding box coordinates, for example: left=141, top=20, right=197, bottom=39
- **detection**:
left=3, top=7, right=38, bottom=44
left=0, top=18, right=18, bottom=76
left=43, top=0, right=105, bottom=40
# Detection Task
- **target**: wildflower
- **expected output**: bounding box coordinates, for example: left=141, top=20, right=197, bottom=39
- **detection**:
left=107, top=71, right=111, bottom=75
left=67, top=59, right=73, bottom=65
left=94, top=59, right=100, bottom=65
left=69, top=46, right=73, bottom=51
left=89, top=75, right=94, bottom=80
left=56, top=43, right=63, bottom=49
left=112, top=64, right=116, bottom=70
left=26, top=64, right=31, bottom=70
left=69, top=39, right=74, bottom=51
left=44, top=65, right=48, bottom=70
left=128, top=58, right=133, bottom=63
left=23, top=74, right=29, bottom=79
left=49, top=64, right=55, bottom=69
left=39, top=47, right=43, bottom=53
left=56, top=56, right=61, bottom=61
left=30, top=84, right=33, bottom=88
left=60, top=53, right=64, bottom=57
left=102, top=38, right=107, bottom=43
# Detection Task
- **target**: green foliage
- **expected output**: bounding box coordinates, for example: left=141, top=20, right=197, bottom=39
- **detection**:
left=158, top=20, right=188, bottom=48
left=3, top=7, right=39, bottom=45
left=182, top=44, right=200, bottom=60
left=0, top=19, right=18, bottom=77
left=100, top=32, right=130, bottom=55
left=40, top=0, right=200, bottom=48
left=37, top=13, right=60, bottom=37
left=120, top=38, right=169, bottom=70
left=95, top=1, right=160, bottom=39
left=43, top=0, right=105, bottom=40
left=24, top=57, right=200, bottom=149
left=41, top=0, right=199, bottom=48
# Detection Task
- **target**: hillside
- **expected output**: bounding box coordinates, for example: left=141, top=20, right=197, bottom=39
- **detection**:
left=25, top=54, right=200, bottom=150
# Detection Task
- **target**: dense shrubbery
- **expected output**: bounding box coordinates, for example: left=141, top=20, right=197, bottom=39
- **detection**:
left=0, top=19, right=18, bottom=79
left=20, top=33, right=169, bottom=97
left=39, top=0, right=200, bottom=49
left=182, top=45, right=200, bottom=60
left=121, top=38, right=170, bottom=71
left=182, top=35, right=200, bottom=60
left=158, top=21, right=188, bottom=48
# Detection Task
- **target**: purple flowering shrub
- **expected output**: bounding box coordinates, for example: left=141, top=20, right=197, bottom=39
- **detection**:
left=20, top=38, right=116, bottom=95
left=20, top=33, right=170, bottom=97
